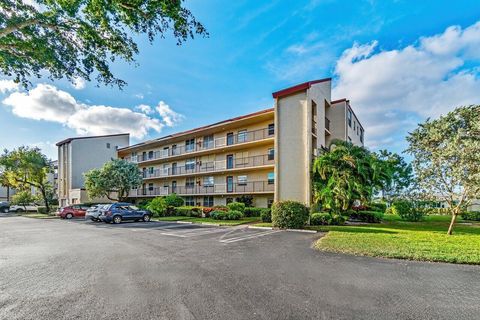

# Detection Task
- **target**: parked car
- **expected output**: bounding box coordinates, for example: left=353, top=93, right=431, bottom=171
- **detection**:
left=85, top=204, right=107, bottom=222
left=9, top=203, right=39, bottom=212
left=0, top=202, right=10, bottom=213
left=57, top=204, right=91, bottom=219
left=99, top=203, right=151, bottom=224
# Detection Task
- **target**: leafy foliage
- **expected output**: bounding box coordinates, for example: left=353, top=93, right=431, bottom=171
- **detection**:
left=349, top=210, right=384, bottom=223
left=461, top=211, right=480, bottom=221
left=271, top=201, right=309, bottom=229
left=210, top=210, right=243, bottom=220
left=84, top=159, right=142, bottom=202
left=163, top=193, right=184, bottom=207
left=145, top=197, right=166, bottom=217
left=260, top=208, right=271, bottom=222
left=312, top=140, right=392, bottom=213
left=11, top=190, right=35, bottom=210
left=406, top=105, right=480, bottom=234
left=235, top=195, right=254, bottom=207
left=227, top=201, right=245, bottom=213
left=0, top=0, right=207, bottom=88
left=391, top=200, right=424, bottom=222
left=243, top=207, right=263, bottom=217
left=374, top=150, right=414, bottom=202
left=310, top=212, right=332, bottom=226
left=0, top=146, right=53, bottom=211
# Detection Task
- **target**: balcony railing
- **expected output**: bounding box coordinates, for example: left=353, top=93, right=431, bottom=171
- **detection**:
left=142, top=154, right=274, bottom=179
left=131, top=181, right=274, bottom=197
left=325, top=117, right=331, bottom=132
left=125, top=127, right=273, bottom=163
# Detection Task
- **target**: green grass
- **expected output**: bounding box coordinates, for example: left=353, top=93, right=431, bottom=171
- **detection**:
left=153, top=216, right=261, bottom=226
left=311, top=215, right=480, bottom=265
left=20, top=213, right=59, bottom=219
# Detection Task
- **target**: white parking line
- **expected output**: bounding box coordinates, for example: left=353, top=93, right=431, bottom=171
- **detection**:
left=219, top=230, right=281, bottom=243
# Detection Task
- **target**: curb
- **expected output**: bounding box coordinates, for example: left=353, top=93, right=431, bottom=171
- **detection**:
left=174, top=221, right=193, bottom=224
left=247, top=226, right=318, bottom=233
left=200, top=222, right=221, bottom=226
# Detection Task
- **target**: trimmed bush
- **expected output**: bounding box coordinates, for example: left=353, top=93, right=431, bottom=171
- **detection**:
left=369, top=202, right=387, bottom=213
left=310, top=212, right=331, bottom=225
left=37, top=206, right=48, bottom=214
left=211, top=210, right=244, bottom=220
left=260, top=208, right=272, bottom=222
left=175, top=206, right=202, bottom=217
left=271, top=201, right=309, bottom=229
left=350, top=210, right=383, bottom=223
left=146, top=197, right=166, bottom=217
left=330, top=213, right=347, bottom=225
left=227, top=210, right=244, bottom=220
left=244, top=207, right=263, bottom=217
left=392, top=200, right=424, bottom=222
left=227, top=202, right=245, bottom=213
left=461, top=211, right=480, bottom=221
left=163, top=193, right=184, bottom=207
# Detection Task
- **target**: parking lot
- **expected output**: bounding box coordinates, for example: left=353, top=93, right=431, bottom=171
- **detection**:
left=1, top=216, right=480, bottom=320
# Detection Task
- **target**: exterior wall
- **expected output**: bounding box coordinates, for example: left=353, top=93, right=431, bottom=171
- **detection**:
left=57, top=134, right=129, bottom=206
left=328, top=101, right=347, bottom=147
left=346, top=103, right=364, bottom=146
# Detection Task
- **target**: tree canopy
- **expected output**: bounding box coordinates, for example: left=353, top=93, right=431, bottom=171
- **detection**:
left=0, top=0, right=207, bottom=88
left=84, top=159, right=142, bottom=202
left=374, top=149, right=413, bottom=203
left=406, top=105, right=480, bottom=235
left=0, top=146, right=53, bottom=211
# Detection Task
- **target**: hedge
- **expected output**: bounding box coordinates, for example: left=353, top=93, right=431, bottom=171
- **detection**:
left=272, top=201, right=309, bottom=229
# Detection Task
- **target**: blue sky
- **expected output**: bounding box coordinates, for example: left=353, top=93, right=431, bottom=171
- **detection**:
left=1, top=0, right=480, bottom=159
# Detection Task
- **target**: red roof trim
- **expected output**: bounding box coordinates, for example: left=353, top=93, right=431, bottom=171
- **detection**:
left=272, top=78, right=332, bottom=99
left=118, top=108, right=274, bottom=151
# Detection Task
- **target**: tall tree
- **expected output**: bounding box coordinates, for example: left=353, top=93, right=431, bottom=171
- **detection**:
left=0, top=146, right=53, bottom=212
left=406, top=105, right=480, bottom=235
left=0, top=0, right=207, bottom=88
left=84, top=159, right=142, bottom=202
left=312, top=140, right=391, bottom=212
left=374, top=149, right=413, bottom=203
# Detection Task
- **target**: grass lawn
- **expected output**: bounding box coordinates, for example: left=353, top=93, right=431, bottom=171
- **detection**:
left=20, top=213, right=59, bottom=219
left=310, top=215, right=480, bottom=265
left=153, top=216, right=261, bottom=226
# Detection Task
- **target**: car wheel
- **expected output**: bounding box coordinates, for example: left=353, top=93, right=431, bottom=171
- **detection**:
left=1, top=207, right=8, bottom=213
left=113, top=215, right=122, bottom=224
left=66, top=213, right=73, bottom=219
left=143, top=214, right=151, bottom=222
left=16, top=208, right=24, bottom=213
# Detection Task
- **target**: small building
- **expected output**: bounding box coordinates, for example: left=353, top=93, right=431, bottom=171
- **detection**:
left=56, top=134, right=130, bottom=207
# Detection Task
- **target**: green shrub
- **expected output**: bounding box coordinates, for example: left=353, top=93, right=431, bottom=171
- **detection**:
left=260, top=208, right=272, bottom=222
left=37, top=206, right=48, bottom=214
left=227, top=210, right=244, bottom=220
left=244, top=207, right=263, bottom=217
left=137, top=199, right=151, bottom=210
left=330, top=213, right=347, bottom=225
left=210, top=210, right=228, bottom=220
left=227, top=202, right=245, bottom=213
left=392, top=200, right=424, bottom=222
left=369, top=202, right=387, bottom=213
left=310, top=212, right=332, bottom=225
left=174, top=206, right=202, bottom=217
left=350, top=210, right=383, bottom=223
left=235, top=195, right=254, bottom=207
left=146, top=197, right=167, bottom=217
left=163, top=193, right=184, bottom=207
left=272, top=201, right=309, bottom=229
left=461, top=211, right=480, bottom=221
left=385, top=206, right=394, bottom=215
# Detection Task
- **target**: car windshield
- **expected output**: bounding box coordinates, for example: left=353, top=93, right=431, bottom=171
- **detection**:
left=129, top=205, right=139, bottom=210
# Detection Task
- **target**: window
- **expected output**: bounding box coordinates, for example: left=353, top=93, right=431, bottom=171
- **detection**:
left=267, top=199, right=274, bottom=208
left=237, top=130, right=247, bottom=143
left=171, top=163, right=177, bottom=175
left=267, top=148, right=274, bottom=161
left=353, top=121, right=356, bottom=131
left=185, top=196, right=195, bottom=206
left=268, top=172, right=274, bottom=185
left=203, top=176, right=214, bottom=187
left=268, top=123, right=275, bottom=135
left=203, top=134, right=214, bottom=149
left=172, top=144, right=178, bottom=155
left=203, top=196, right=214, bottom=207
left=148, top=183, right=154, bottom=191
left=148, top=151, right=154, bottom=159
left=142, top=168, right=147, bottom=178
left=238, top=175, right=247, bottom=186
left=106, top=143, right=111, bottom=149
left=162, top=147, right=169, bottom=157
left=149, top=167, right=154, bottom=175
left=186, top=177, right=195, bottom=189
left=185, top=158, right=195, bottom=171
left=172, top=181, right=177, bottom=192
left=226, top=133, right=234, bottom=145
left=348, top=109, right=352, bottom=127
left=227, top=176, right=234, bottom=193
left=185, top=138, right=195, bottom=152
left=348, top=136, right=352, bottom=143
left=360, top=128, right=364, bottom=143
left=226, top=198, right=233, bottom=204
left=226, top=154, right=234, bottom=169
left=142, top=151, right=147, bottom=161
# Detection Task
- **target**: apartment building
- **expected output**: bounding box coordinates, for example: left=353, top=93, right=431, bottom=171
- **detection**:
left=118, top=78, right=365, bottom=207
left=57, top=134, right=130, bottom=207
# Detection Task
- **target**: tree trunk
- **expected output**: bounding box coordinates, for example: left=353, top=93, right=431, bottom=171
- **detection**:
left=40, top=187, right=49, bottom=213
left=447, top=211, right=457, bottom=235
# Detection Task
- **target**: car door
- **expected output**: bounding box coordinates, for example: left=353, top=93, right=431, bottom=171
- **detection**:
left=118, top=205, right=133, bottom=221
left=129, top=206, right=142, bottom=220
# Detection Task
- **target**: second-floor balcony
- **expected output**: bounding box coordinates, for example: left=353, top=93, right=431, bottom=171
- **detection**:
left=142, top=154, right=274, bottom=179
left=125, top=127, right=273, bottom=163
left=131, top=180, right=274, bottom=197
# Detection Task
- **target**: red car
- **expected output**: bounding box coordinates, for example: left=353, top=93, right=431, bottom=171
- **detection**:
left=57, top=204, right=91, bottom=219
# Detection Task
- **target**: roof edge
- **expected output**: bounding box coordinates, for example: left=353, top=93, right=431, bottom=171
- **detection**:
left=56, top=133, right=130, bottom=146
left=272, top=78, right=332, bottom=99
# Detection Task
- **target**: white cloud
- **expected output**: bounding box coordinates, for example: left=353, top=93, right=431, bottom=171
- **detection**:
left=135, top=104, right=153, bottom=114
left=156, top=101, right=184, bottom=127
left=0, top=80, right=20, bottom=94
left=134, top=93, right=144, bottom=99
left=333, top=21, right=480, bottom=149
left=71, top=77, right=86, bottom=90
left=2, top=84, right=183, bottom=139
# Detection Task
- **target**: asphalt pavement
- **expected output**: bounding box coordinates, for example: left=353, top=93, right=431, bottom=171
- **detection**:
left=1, top=216, right=479, bottom=320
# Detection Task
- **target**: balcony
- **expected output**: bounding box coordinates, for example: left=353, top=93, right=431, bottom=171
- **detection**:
left=131, top=181, right=274, bottom=197
left=142, top=154, right=274, bottom=179
left=125, top=127, right=273, bottom=163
